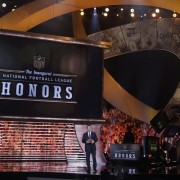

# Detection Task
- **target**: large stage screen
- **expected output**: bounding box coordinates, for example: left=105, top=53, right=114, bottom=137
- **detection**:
left=0, top=30, right=105, bottom=121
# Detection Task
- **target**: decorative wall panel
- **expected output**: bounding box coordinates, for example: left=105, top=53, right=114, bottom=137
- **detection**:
left=139, top=19, right=157, bottom=49
left=171, top=18, right=180, bottom=57
left=157, top=18, right=174, bottom=50
left=0, top=121, right=85, bottom=161
left=121, top=22, right=141, bottom=52
left=88, top=18, right=180, bottom=59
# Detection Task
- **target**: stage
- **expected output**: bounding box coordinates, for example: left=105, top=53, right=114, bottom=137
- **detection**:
left=0, top=161, right=179, bottom=180
left=0, top=161, right=108, bottom=180
left=0, top=161, right=105, bottom=174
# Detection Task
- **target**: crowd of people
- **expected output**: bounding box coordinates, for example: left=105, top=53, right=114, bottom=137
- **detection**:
left=101, top=107, right=179, bottom=161
left=101, top=108, right=157, bottom=153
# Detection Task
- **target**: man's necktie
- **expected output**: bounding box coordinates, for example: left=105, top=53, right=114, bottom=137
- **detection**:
left=88, top=132, right=91, bottom=138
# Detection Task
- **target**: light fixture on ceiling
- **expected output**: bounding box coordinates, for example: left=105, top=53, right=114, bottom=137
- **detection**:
left=155, top=8, right=160, bottom=13
left=173, top=13, right=177, bottom=17
left=93, top=7, right=97, bottom=16
left=131, top=13, right=135, bottom=17
left=105, top=8, right=109, bottom=12
left=2, top=3, right=6, bottom=7
left=103, top=12, right=108, bottom=17
left=152, top=13, right=156, bottom=17
left=130, top=8, right=134, bottom=13
left=80, top=11, right=84, bottom=16
left=80, top=9, right=84, bottom=16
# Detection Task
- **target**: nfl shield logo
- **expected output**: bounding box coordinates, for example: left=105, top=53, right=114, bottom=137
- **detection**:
left=33, top=55, right=45, bottom=70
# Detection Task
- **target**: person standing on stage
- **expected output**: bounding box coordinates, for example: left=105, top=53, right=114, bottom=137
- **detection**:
left=82, top=125, right=98, bottom=173
left=123, top=126, right=135, bottom=144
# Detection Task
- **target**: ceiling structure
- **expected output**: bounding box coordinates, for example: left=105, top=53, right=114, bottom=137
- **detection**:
left=0, top=0, right=179, bottom=124
left=0, top=0, right=180, bottom=31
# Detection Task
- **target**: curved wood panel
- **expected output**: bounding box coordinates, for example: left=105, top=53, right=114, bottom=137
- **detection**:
left=90, top=19, right=180, bottom=123
left=103, top=69, right=158, bottom=122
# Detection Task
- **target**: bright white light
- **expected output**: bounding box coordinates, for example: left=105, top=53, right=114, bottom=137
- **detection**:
left=152, top=13, right=156, bottom=17
left=121, top=8, right=123, bottom=11
left=117, top=14, right=119, bottom=17
left=94, top=7, right=96, bottom=10
left=80, top=11, right=84, bottom=16
left=104, top=12, right=108, bottom=17
left=130, top=8, right=134, bottom=13
left=155, top=9, right=160, bottom=13
left=131, top=13, right=135, bottom=17
left=105, top=8, right=109, bottom=12
left=2, top=3, right=6, bottom=7
left=144, top=14, right=147, bottom=16
left=12, top=9, right=15, bottom=12
left=173, top=13, right=177, bottom=17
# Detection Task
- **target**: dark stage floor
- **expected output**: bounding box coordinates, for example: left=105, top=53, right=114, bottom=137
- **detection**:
left=0, top=161, right=179, bottom=180
left=0, top=161, right=105, bottom=174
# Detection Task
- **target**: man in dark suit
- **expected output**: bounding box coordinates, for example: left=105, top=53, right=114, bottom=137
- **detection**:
left=123, top=126, right=135, bottom=144
left=82, top=125, right=98, bottom=173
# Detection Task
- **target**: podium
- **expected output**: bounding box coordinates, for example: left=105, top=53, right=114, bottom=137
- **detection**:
left=110, top=144, right=142, bottom=161
left=109, top=144, right=142, bottom=175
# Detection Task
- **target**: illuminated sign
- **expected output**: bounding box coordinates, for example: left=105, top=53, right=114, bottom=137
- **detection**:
left=0, top=31, right=104, bottom=121
left=114, top=151, right=136, bottom=159
left=110, top=144, right=141, bottom=161
left=0, top=69, right=75, bottom=103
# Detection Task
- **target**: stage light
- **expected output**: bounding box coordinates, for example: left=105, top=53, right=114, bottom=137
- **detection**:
left=130, top=8, right=134, bottom=13
left=105, top=8, right=109, bottom=12
left=155, top=8, right=160, bottom=13
left=80, top=11, right=84, bottom=16
left=104, top=12, right=108, bottom=17
left=152, top=13, right=156, bottom=17
left=173, top=13, right=177, bottom=17
left=121, top=8, right=123, bottom=11
left=131, top=13, right=135, bottom=17
left=91, top=7, right=100, bottom=33
left=2, top=3, right=6, bottom=7
left=93, top=7, right=97, bottom=16
left=12, top=9, right=15, bottom=11
left=117, top=14, right=119, bottom=17
left=144, top=13, right=147, bottom=16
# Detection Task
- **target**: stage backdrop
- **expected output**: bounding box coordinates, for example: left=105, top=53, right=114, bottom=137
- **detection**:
left=0, top=30, right=105, bottom=121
